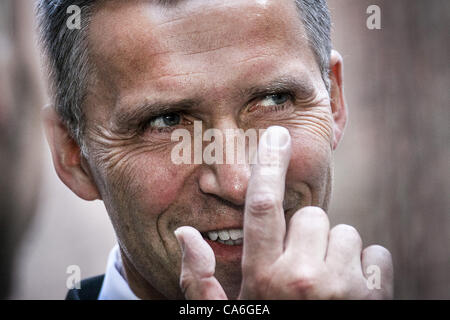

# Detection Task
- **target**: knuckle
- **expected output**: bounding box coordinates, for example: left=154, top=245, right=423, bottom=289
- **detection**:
left=247, top=193, right=279, bottom=216
left=364, top=245, right=393, bottom=268
left=290, top=266, right=353, bottom=299
left=332, top=224, right=362, bottom=246
left=179, top=271, right=194, bottom=294
left=296, top=206, right=329, bottom=223
left=197, top=277, right=218, bottom=297
left=290, top=266, right=320, bottom=294
left=291, top=206, right=329, bottom=231
left=333, top=223, right=357, bottom=234
left=365, top=244, right=392, bottom=258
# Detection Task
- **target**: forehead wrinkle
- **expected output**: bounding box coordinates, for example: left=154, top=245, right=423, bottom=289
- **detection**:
left=89, top=2, right=168, bottom=79
left=156, top=5, right=301, bottom=56
left=94, top=0, right=303, bottom=62
left=89, top=0, right=309, bottom=77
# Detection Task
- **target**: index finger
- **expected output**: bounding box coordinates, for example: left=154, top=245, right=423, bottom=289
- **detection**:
left=243, top=126, right=291, bottom=272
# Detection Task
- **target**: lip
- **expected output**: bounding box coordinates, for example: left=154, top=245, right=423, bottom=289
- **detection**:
left=199, top=225, right=243, bottom=234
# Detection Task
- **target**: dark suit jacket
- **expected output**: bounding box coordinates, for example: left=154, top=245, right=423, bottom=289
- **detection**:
left=65, top=275, right=105, bottom=300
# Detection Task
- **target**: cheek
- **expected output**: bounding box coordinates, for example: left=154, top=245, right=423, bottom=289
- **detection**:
left=95, top=141, right=192, bottom=217
left=120, top=155, right=191, bottom=215
left=288, top=129, right=332, bottom=191
left=138, top=158, right=187, bottom=212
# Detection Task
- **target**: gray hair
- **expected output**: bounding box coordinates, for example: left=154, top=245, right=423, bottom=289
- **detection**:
left=37, top=0, right=331, bottom=147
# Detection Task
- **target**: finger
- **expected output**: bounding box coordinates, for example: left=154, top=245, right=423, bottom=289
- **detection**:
left=361, top=245, right=394, bottom=298
left=174, top=226, right=227, bottom=300
left=325, top=224, right=363, bottom=274
left=243, top=126, right=291, bottom=271
left=284, top=206, right=330, bottom=262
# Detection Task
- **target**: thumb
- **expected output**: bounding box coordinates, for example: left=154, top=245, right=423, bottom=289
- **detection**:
left=174, top=226, right=228, bottom=300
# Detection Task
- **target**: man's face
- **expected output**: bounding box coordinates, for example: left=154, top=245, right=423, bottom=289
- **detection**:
left=83, top=0, right=338, bottom=299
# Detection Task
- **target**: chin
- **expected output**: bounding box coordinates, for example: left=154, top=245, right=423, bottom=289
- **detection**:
left=222, top=280, right=242, bottom=300
left=214, top=261, right=243, bottom=300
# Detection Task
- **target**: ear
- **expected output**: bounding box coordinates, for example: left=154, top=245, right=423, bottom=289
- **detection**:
left=329, top=49, right=348, bottom=150
left=42, top=106, right=101, bottom=201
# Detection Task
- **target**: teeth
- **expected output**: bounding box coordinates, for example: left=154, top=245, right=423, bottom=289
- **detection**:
left=207, top=231, right=218, bottom=241
left=218, top=230, right=230, bottom=241
left=206, top=228, right=243, bottom=245
left=217, top=238, right=242, bottom=245
left=229, top=229, right=243, bottom=240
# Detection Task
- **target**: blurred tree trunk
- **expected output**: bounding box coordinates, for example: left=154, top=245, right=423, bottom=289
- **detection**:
left=0, top=0, right=44, bottom=298
left=330, top=0, right=449, bottom=299
left=370, top=0, right=450, bottom=299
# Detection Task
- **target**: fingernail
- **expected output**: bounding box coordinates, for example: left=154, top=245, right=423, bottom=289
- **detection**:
left=262, top=126, right=290, bottom=150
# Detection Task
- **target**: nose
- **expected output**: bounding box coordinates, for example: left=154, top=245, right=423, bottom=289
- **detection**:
left=198, top=163, right=250, bottom=206
left=197, top=118, right=252, bottom=206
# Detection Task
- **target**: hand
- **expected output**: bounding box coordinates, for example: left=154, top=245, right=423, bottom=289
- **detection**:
left=174, top=126, right=393, bottom=300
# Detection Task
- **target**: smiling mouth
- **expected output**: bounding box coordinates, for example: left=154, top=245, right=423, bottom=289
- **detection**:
left=201, top=228, right=243, bottom=246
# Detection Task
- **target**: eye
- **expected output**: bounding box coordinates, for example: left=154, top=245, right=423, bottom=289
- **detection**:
left=260, top=93, right=290, bottom=107
left=247, top=93, right=292, bottom=113
left=147, top=113, right=181, bottom=129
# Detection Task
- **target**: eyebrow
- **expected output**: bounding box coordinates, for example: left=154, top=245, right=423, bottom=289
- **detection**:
left=113, top=98, right=198, bottom=131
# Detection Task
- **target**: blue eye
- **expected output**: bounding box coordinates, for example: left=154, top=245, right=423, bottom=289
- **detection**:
left=260, top=93, right=289, bottom=107
left=148, top=113, right=181, bottom=128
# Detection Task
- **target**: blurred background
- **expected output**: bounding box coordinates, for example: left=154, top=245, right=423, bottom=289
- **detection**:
left=1, top=0, right=449, bottom=299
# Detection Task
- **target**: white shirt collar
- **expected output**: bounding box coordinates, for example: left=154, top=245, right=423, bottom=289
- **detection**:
left=98, top=244, right=140, bottom=300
